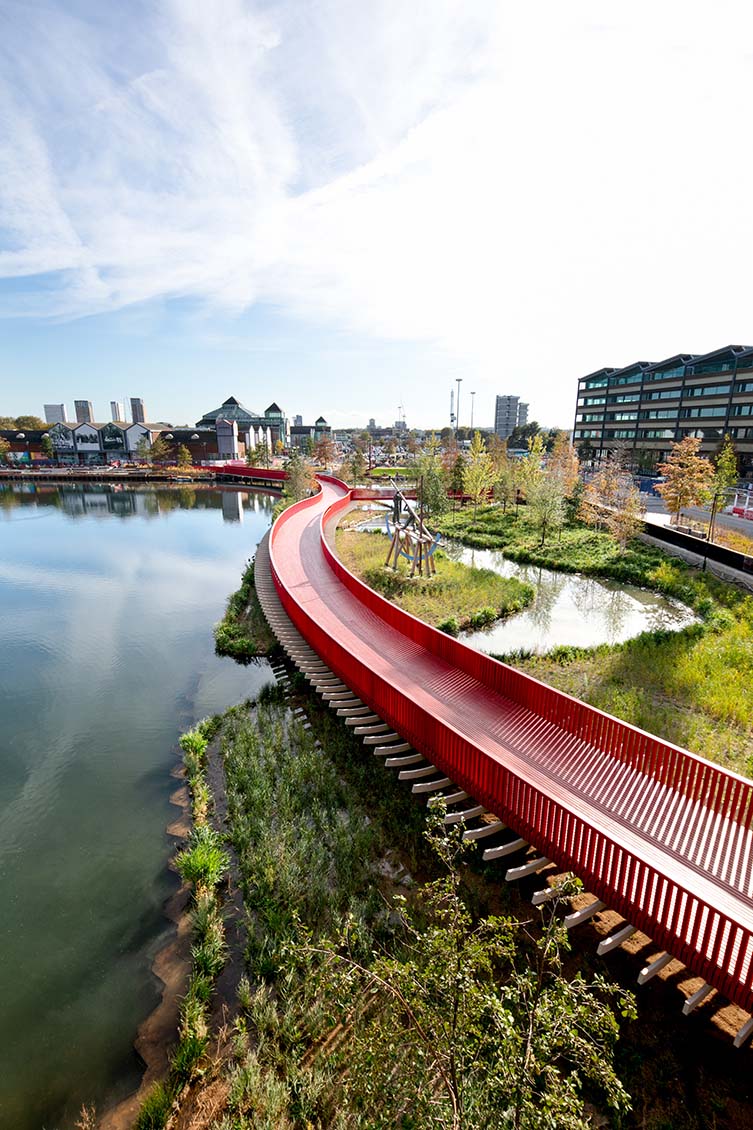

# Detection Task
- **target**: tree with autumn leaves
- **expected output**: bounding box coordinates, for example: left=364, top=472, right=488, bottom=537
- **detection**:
left=656, top=436, right=715, bottom=525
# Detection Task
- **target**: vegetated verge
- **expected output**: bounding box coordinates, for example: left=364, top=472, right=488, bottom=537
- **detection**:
left=131, top=683, right=634, bottom=1129
left=438, top=505, right=753, bottom=778
left=334, top=525, right=533, bottom=635
left=214, top=557, right=278, bottom=662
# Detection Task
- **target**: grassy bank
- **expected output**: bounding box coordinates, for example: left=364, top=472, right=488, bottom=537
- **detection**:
left=140, top=688, right=633, bottom=1128
left=335, top=526, right=533, bottom=634
left=135, top=718, right=230, bottom=1129
left=437, top=505, right=753, bottom=777
left=214, top=558, right=277, bottom=661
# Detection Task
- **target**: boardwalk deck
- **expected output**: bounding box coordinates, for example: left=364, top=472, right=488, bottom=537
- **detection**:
left=265, top=476, right=753, bottom=1015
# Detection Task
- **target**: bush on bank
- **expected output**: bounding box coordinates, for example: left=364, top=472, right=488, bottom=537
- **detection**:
left=214, top=558, right=277, bottom=662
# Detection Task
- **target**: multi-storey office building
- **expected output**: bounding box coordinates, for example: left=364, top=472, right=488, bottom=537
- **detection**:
left=573, top=344, right=753, bottom=475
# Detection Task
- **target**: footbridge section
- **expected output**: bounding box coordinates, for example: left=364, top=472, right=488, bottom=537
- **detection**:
left=262, top=475, right=753, bottom=1039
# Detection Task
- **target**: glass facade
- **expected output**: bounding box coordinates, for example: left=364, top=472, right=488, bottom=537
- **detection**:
left=575, top=347, right=753, bottom=471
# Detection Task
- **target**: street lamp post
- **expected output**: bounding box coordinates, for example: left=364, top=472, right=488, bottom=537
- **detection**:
left=470, top=391, right=476, bottom=432
left=455, top=378, right=463, bottom=436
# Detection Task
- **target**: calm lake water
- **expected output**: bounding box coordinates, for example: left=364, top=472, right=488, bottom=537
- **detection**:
left=0, top=482, right=275, bottom=1129
left=444, top=542, right=697, bottom=653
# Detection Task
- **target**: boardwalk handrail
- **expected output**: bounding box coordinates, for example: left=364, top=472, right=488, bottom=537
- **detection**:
left=269, top=481, right=753, bottom=1012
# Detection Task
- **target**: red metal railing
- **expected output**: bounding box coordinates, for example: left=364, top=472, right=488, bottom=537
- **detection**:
left=269, top=481, right=753, bottom=1012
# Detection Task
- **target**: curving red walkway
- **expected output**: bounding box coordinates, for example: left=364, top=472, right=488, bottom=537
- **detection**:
left=268, top=477, right=753, bottom=1017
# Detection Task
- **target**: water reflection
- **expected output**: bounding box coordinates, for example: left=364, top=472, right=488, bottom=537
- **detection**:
left=443, top=542, right=697, bottom=654
left=0, top=483, right=275, bottom=1129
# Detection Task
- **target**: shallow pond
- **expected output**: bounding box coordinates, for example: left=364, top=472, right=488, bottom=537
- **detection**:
left=0, top=482, right=275, bottom=1129
left=442, top=541, right=697, bottom=654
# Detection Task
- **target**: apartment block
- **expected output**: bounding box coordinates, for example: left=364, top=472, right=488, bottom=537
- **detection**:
left=573, top=344, right=753, bottom=474
left=130, top=397, right=146, bottom=424
left=494, top=394, right=528, bottom=440
left=44, top=403, right=68, bottom=424
left=74, top=400, right=94, bottom=424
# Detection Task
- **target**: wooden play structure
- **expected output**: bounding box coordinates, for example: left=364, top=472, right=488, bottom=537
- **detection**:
left=383, top=479, right=441, bottom=577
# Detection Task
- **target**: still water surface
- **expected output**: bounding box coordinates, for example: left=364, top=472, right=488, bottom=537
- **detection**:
left=444, top=542, right=698, bottom=653
left=0, top=482, right=275, bottom=1129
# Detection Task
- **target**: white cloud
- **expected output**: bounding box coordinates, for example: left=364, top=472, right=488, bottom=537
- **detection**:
left=2, top=0, right=753, bottom=423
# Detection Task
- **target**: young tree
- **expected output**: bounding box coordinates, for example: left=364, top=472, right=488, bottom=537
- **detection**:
left=40, top=433, right=54, bottom=460
left=709, top=434, right=739, bottom=540
left=0, top=437, right=10, bottom=464
left=657, top=436, right=714, bottom=525
left=313, top=435, right=336, bottom=470
left=449, top=452, right=467, bottom=509
left=135, top=434, right=170, bottom=464
left=150, top=435, right=171, bottom=464
left=527, top=475, right=567, bottom=546
left=416, top=442, right=449, bottom=519
left=547, top=432, right=580, bottom=498
left=518, top=433, right=545, bottom=499
left=579, top=457, right=644, bottom=547
left=176, top=444, right=192, bottom=469
left=713, top=434, right=738, bottom=499
left=309, top=815, right=633, bottom=1130
left=281, top=449, right=315, bottom=506
left=248, top=440, right=271, bottom=468
left=463, top=430, right=495, bottom=518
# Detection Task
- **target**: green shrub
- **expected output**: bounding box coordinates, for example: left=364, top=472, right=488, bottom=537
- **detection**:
left=469, top=607, right=498, bottom=629
left=134, top=1081, right=175, bottom=1130
left=175, top=824, right=229, bottom=890
left=171, top=1032, right=208, bottom=1084
left=438, top=616, right=459, bottom=636
left=192, top=930, right=228, bottom=979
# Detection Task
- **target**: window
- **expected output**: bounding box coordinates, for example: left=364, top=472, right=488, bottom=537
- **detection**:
left=639, top=429, right=675, bottom=439
left=645, top=365, right=685, bottom=382
left=583, top=376, right=608, bottom=389
left=607, top=392, right=640, bottom=404
left=680, top=405, right=727, bottom=418
left=605, top=411, right=638, bottom=422
left=642, top=388, right=680, bottom=401
left=604, top=429, right=636, bottom=439
left=732, top=403, right=753, bottom=416
left=683, top=383, right=730, bottom=398
left=640, top=409, right=678, bottom=420
left=608, top=373, right=644, bottom=387
left=689, top=359, right=736, bottom=375
left=582, top=396, right=606, bottom=406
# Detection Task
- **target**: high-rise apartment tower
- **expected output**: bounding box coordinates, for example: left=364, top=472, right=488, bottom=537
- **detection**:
left=111, top=401, right=125, bottom=422
left=130, top=397, right=146, bottom=424
left=44, top=403, right=68, bottom=424
left=494, top=395, right=528, bottom=440
left=74, top=400, right=94, bottom=424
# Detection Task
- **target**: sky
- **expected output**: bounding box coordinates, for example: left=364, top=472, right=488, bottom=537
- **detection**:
left=2, top=1, right=753, bottom=431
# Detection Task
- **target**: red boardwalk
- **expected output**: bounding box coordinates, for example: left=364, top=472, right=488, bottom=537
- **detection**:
left=269, top=477, right=753, bottom=1017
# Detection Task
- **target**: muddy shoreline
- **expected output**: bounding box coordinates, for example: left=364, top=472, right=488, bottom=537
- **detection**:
left=98, top=769, right=193, bottom=1130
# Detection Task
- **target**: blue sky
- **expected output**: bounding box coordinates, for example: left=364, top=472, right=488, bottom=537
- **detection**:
left=2, top=1, right=753, bottom=430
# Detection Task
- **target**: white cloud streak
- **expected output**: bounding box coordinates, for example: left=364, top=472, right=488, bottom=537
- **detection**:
left=2, top=0, right=753, bottom=423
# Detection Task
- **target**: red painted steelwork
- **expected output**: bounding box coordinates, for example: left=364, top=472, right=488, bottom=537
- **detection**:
left=214, top=463, right=287, bottom=481
left=269, top=478, right=753, bottom=1012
